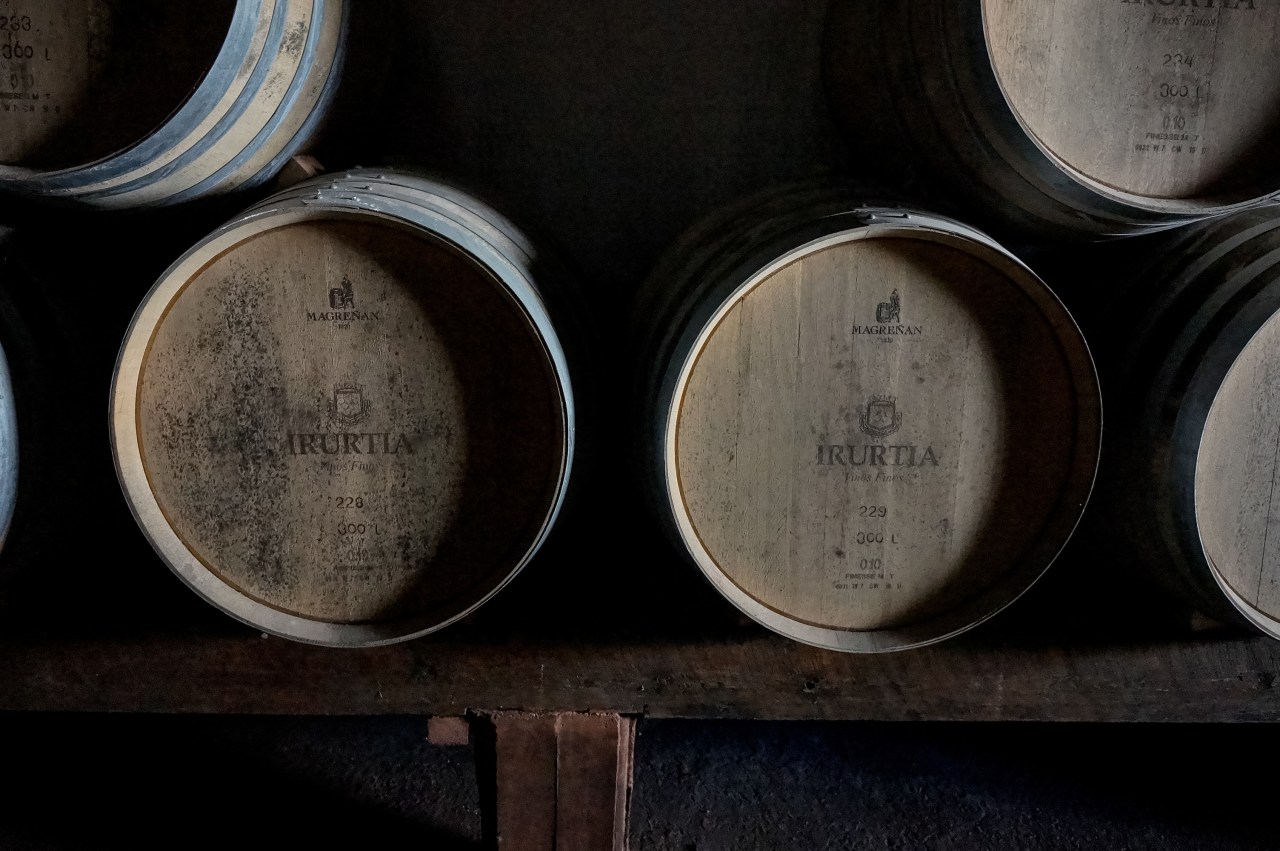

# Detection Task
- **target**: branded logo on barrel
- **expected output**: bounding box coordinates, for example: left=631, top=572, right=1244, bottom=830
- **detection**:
left=307, top=276, right=381, bottom=324
left=328, top=383, right=370, bottom=428
left=815, top=394, right=939, bottom=469
left=876, top=290, right=901, bottom=324
left=853, top=288, right=922, bottom=338
left=859, top=395, right=902, bottom=438
left=286, top=382, right=419, bottom=457
left=330, top=278, right=355, bottom=310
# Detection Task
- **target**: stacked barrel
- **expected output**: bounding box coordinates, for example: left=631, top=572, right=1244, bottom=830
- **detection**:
left=633, top=196, right=1100, bottom=650
left=0, top=0, right=1278, bottom=649
left=111, top=172, right=580, bottom=645
left=0, top=0, right=346, bottom=208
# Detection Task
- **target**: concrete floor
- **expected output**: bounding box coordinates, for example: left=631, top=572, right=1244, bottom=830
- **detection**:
left=0, top=715, right=1272, bottom=850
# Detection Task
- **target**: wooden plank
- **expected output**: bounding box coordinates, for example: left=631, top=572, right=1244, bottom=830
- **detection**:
left=490, top=713, right=558, bottom=851
left=0, top=630, right=1278, bottom=722
left=555, top=714, right=634, bottom=851
left=427, top=716, right=470, bottom=746
left=479, top=713, right=635, bottom=851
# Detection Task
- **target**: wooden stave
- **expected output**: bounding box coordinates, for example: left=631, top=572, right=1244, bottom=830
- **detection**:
left=823, top=0, right=1280, bottom=238
left=1128, top=215, right=1280, bottom=626
left=0, top=0, right=347, bottom=210
left=636, top=202, right=1102, bottom=652
left=631, top=191, right=899, bottom=550
left=1108, top=208, right=1280, bottom=631
left=110, top=171, right=577, bottom=647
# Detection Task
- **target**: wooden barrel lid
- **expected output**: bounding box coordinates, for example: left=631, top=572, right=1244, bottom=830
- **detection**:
left=1196, top=308, right=1280, bottom=629
left=666, top=225, right=1098, bottom=650
left=0, top=0, right=234, bottom=169
left=116, top=212, right=568, bottom=644
left=985, top=0, right=1280, bottom=203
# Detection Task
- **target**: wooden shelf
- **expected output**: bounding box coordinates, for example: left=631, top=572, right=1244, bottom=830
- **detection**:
left=0, top=217, right=1274, bottom=724
left=0, top=427, right=1274, bottom=722
left=3, top=513, right=1278, bottom=722
left=2, top=622, right=1278, bottom=722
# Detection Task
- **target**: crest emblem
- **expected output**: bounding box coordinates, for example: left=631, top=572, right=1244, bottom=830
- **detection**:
left=329, top=276, right=355, bottom=310
left=859, top=395, right=903, bottom=438
left=876, top=289, right=901, bottom=324
left=328, top=383, right=371, bottom=428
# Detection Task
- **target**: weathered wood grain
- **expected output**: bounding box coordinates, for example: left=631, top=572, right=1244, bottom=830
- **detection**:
left=825, top=0, right=1280, bottom=235
left=0, top=0, right=344, bottom=208
left=987, top=0, right=1280, bottom=200
left=1101, top=205, right=1280, bottom=638
left=555, top=713, right=634, bottom=851
left=640, top=203, right=1100, bottom=652
left=0, top=0, right=234, bottom=169
left=479, top=712, right=635, bottom=851
left=491, top=713, right=558, bottom=850
left=0, top=627, right=1278, bottom=722
left=113, top=172, right=575, bottom=646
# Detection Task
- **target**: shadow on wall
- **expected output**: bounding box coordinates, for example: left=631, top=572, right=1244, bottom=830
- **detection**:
left=316, top=0, right=846, bottom=304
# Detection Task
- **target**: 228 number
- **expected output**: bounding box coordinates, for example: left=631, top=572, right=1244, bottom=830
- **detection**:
left=334, top=497, right=365, bottom=509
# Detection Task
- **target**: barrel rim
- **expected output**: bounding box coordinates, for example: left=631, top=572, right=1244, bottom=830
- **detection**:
left=1188, top=252, right=1280, bottom=636
left=99, top=0, right=346, bottom=207
left=0, top=339, right=18, bottom=555
left=976, top=1, right=1280, bottom=215
left=0, top=0, right=347, bottom=208
left=111, top=194, right=574, bottom=647
left=0, top=0, right=259, bottom=186
left=657, top=213, right=1101, bottom=652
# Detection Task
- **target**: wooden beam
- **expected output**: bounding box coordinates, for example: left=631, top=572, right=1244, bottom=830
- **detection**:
left=427, top=716, right=471, bottom=746
left=491, top=713, right=559, bottom=851
left=1, top=631, right=1280, bottom=722
left=480, top=712, right=636, bottom=851
left=555, top=714, right=635, bottom=851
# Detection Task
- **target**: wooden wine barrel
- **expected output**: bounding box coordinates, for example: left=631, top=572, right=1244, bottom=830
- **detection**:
left=825, top=0, right=1280, bottom=237
left=1106, top=205, right=1280, bottom=636
left=635, top=195, right=1101, bottom=651
left=111, top=170, right=578, bottom=646
left=0, top=0, right=346, bottom=209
